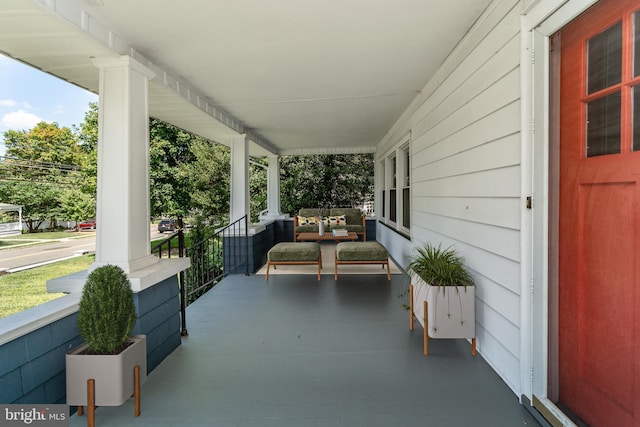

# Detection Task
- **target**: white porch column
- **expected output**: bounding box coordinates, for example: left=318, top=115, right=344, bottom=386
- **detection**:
left=260, top=154, right=288, bottom=220
left=230, top=134, right=251, bottom=224
left=92, top=55, right=158, bottom=274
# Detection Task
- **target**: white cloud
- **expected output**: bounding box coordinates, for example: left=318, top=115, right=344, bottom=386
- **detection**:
left=0, top=99, right=17, bottom=107
left=1, top=109, right=48, bottom=130
left=53, top=104, right=64, bottom=115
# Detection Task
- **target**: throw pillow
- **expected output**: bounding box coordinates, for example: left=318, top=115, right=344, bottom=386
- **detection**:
left=297, top=216, right=319, bottom=226
left=327, top=215, right=347, bottom=226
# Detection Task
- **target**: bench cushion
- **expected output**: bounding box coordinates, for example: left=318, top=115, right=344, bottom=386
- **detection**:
left=295, top=224, right=320, bottom=233
left=268, top=242, right=320, bottom=262
left=336, top=242, right=388, bottom=261
left=330, top=208, right=363, bottom=227
left=298, top=208, right=321, bottom=218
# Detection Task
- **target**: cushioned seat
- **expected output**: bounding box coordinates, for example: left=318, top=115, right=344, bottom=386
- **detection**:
left=266, top=242, right=322, bottom=281
left=330, top=208, right=365, bottom=235
left=334, top=242, right=390, bottom=280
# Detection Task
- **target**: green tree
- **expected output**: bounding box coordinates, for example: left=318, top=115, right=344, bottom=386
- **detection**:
left=4, top=122, right=83, bottom=166
left=75, top=102, right=98, bottom=195
left=0, top=121, right=92, bottom=232
left=185, top=139, right=230, bottom=226
left=279, top=154, right=374, bottom=215
left=149, top=119, right=198, bottom=222
left=59, top=189, right=95, bottom=230
left=250, top=159, right=267, bottom=223
left=0, top=180, right=59, bottom=232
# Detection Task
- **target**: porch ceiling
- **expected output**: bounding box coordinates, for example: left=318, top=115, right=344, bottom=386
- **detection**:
left=0, top=0, right=493, bottom=156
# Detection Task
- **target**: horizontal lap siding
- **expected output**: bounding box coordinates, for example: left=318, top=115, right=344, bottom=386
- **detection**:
left=378, top=0, right=523, bottom=395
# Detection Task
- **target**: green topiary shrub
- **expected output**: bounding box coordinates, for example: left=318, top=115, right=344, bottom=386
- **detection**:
left=78, top=264, right=136, bottom=354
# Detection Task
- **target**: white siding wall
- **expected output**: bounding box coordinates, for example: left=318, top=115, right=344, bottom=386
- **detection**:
left=376, top=0, right=524, bottom=395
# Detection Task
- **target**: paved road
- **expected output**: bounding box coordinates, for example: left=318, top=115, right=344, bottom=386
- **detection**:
left=0, top=227, right=167, bottom=272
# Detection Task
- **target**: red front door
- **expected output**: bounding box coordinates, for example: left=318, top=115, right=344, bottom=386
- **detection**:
left=558, top=0, right=640, bottom=425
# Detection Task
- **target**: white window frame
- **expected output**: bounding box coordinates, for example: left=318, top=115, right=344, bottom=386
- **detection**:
left=379, top=160, right=386, bottom=220
left=378, top=134, right=411, bottom=236
left=400, top=143, right=411, bottom=233
left=387, top=153, right=397, bottom=226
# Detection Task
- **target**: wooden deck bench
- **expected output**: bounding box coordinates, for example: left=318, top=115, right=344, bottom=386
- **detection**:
left=266, top=242, right=322, bottom=281
left=334, top=242, right=390, bottom=280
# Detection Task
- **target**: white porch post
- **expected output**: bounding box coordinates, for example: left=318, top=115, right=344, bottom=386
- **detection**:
left=92, top=55, right=158, bottom=274
left=230, top=134, right=251, bottom=224
left=261, top=154, right=288, bottom=219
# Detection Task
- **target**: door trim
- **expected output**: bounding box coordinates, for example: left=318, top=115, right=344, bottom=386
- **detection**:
left=520, top=0, right=597, bottom=423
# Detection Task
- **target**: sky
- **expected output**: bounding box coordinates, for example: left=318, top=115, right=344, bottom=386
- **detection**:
left=0, top=54, right=98, bottom=156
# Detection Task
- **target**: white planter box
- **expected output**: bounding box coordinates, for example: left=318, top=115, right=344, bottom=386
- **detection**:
left=411, top=275, right=475, bottom=339
left=66, top=334, right=147, bottom=406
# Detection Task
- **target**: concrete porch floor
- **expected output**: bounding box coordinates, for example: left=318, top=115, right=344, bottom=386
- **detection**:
left=69, top=273, right=541, bottom=427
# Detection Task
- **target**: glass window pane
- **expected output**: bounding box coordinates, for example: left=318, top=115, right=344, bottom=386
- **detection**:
left=635, top=12, right=640, bottom=77
left=391, top=157, right=397, bottom=188
left=404, top=149, right=410, bottom=187
left=586, top=92, right=621, bottom=157
left=402, top=188, right=410, bottom=229
left=381, top=190, right=385, bottom=219
left=389, top=189, right=396, bottom=222
left=587, top=21, right=622, bottom=94
left=634, top=86, right=640, bottom=151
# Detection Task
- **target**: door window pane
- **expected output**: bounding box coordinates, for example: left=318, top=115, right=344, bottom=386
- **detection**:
left=635, top=12, right=640, bottom=77
left=587, top=21, right=622, bottom=94
left=587, top=91, right=621, bottom=157
left=634, top=86, right=640, bottom=151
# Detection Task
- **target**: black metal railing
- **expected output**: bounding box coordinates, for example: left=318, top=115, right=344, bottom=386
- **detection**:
left=151, top=229, right=185, bottom=259
left=151, top=229, right=187, bottom=335
left=151, top=216, right=249, bottom=336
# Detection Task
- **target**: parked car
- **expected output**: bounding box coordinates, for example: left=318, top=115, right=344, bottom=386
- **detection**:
left=157, top=219, right=178, bottom=233
left=78, top=219, right=96, bottom=231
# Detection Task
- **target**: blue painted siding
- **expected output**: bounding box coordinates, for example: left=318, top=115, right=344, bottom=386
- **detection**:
left=0, top=274, right=182, bottom=404
left=133, top=276, right=181, bottom=372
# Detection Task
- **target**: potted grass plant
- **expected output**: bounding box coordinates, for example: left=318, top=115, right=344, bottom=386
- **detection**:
left=406, top=243, right=476, bottom=354
left=66, top=264, right=147, bottom=409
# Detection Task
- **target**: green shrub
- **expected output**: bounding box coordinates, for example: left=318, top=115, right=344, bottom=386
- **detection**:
left=77, top=265, right=136, bottom=354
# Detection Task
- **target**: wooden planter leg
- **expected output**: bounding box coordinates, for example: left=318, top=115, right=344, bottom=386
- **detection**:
left=471, top=338, right=477, bottom=356
left=424, top=301, right=428, bottom=356
left=134, top=365, right=141, bottom=416
left=77, top=406, right=84, bottom=416
left=87, top=379, right=95, bottom=427
left=409, top=285, right=414, bottom=331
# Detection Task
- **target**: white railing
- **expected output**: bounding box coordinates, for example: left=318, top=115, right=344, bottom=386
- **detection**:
left=0, top=222, right=21, bottom=236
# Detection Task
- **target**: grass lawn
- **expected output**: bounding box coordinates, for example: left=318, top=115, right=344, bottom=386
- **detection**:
left=0, top=229, right=194, bottom=318
left=0, top=231, right=92, bottom=249
left=0, top=254, right=95, bottom=319
left=0, top=230, right=91, bottom=241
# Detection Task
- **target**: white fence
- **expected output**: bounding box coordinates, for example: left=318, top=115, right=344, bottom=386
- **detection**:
left=0, top=222, right=21, bottom=236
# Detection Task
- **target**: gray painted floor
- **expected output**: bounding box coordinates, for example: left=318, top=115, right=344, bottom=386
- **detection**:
left=70, top=273, right=541, bottom=427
